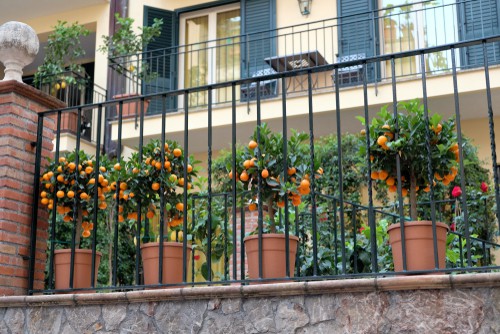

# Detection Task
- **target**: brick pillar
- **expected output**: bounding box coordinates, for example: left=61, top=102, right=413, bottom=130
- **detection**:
left=0, top=80, right=64, bottom=296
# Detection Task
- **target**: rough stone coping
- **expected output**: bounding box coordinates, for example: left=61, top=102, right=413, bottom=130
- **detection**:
left=1, top=272, right=500, bottom=308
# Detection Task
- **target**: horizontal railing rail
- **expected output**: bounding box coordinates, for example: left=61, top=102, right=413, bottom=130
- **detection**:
left=29, top=35, right=500, bottom=294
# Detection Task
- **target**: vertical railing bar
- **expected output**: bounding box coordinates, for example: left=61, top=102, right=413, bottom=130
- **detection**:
left=113, top=101, right=124, bottom=287
left=28, top=114, right=45, bottom=294
left=420, top=53, right=439, bottom=270
left=69, top=107, right=83, bottom=290
left=307, top=72, right=318, bottom=276
left=333, top=67, right=346, bottom=274
left=257, top=80, right=263, bottom=281
left=295, top=206, right=300, bottom=277
left=240, top=198, right=245, bottom=282
left=352, top=205, right=358, bottom=273
left=333, top=200, right=338, bottom=275
left=91, top=105, right=103, bottom=289
left=47, top=111, right=62, bottom=291
left=282, top=74, right=290, bottom=278
left=223, top=194, right=229, bottom=281
left=362, top=62, right=378, bottom=273
left=158, top=95, right=167, bottom=285
left=391, top=57, right=407, bottom=272
left=451, top=47, right=471, bottom=267
left=231, top=83, right=237, bottom=281
left=135, top=97, right=145, bottom=286
left=182, top=92, right=189, bottom=283
left=207, top=87, right=213, bottom=283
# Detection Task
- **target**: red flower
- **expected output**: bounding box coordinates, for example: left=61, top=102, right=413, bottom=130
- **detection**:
left=481, top=182, right=488, bottom=193
left=452, top=186, right=462, bottom=198
left=194, top=255, right=200, bottom=261
left=450, top=223, right=456, bottom=232
left=359, top=226, right=365, bottom=233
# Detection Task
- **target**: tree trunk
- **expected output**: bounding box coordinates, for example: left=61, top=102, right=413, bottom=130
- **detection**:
left=75, top=206, right=83, bottom=248
left=409, top=170, right=418, bottom=221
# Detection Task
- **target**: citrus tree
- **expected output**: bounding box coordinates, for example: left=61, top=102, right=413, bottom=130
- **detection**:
left=358, top=99, right=459, bottom=220
left=226, top=123, right=321, bottom=233
left=39, top=150, right=113, bottom=247
left=111, top=139, right=198, bottom=243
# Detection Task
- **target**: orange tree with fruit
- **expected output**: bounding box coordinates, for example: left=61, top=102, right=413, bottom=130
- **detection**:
left=228, top=123, right=322, bottom=233
left=39, top=150, right=113, bottom=247
left=358, top=99, right=459, bottom=220
left=111, top=139, right=198, bottom=243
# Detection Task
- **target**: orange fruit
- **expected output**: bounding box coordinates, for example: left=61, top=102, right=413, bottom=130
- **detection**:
left=80, top=192, right=89, bottom=200
left=145, top=158, right=152, bottom=165
left=133, top=167, right=140, bottom=174
left=370, top=171, right=379, bottom=180
left=434, top=172, right=443, bottom=181
left=88, top=178, right=96, bottom=185
left=388, top=185, right=397, bottom=193
left=248, top=140, right=258, bottom=150
left=119, top=182, right=128, bottom=190
left=82, top=229, right=91, bottom=238
left=68, top=162, right=76, bottom=170
left=57, top=175, right=65, bottom=183
left=152, top=182, right=160, bottom=191
left=287, top=167, right=296, bottom=176
left=98, top=202, right=107, bottom=209
left=67, top=190, right=75, bottom=199
left=41, top=198, right=49, bottom=205
left=178, top=178, right=185, bottom=186
left=99, top=166, right=106, bottom=172
left=423, top=185, right=431, bottom=193
left=59, top=157, right=66, bottom=163
left=176, top=203, right=184, bottom=211
left=378, top=170, right=389, bottom=180
left=113, top=163, right=121, bottom=171
left=401, top=188, right=408, bottom=197
left=164, top=143, right=169, bottom=151
left=261, top=169, right=269, bottom=179
left=248, top=203, right=257, bottom=211
left=85, top=166, right=93, bottom=174
left=146, top=211, right=155, bottom=219
left=277, top=200, right=285, bottom=208
left=386, top=177, right=395, bottom=186
left=243, top=160, right=251, bottom=169
left=240, top=171, right=249, bottom=182
left=360, top=129, right=366, bottom=136
left=40, top=191, right=47, bottom=198
left=187, top=164, right=193, bottom=173
left=377, top=135, right=388, bottom=146
left=56, top=190, right=65, bottom=198
left=169, top=174, right=178, bottom=183
left=382, top=124, right=391, bottom=131
left=173, top=148, right=182, bottom=157
left=155, top=161, right=162, bottom=170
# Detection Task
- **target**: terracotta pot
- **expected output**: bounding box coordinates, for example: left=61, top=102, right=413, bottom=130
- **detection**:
left=54, top=249, right=101, bottom=293
left=388, top=221, right=449, bottom=273
left=244, top=234, right=299, bottom=281
left=141, top=242, right=192, bottom=286
left=113, top=93, right=150, bottom=118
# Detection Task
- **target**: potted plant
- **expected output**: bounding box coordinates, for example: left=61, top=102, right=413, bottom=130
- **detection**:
left=112, top=139, right=198, bottom=286
left=358, top=99, right=458, bottom=272
left=230, top=123, right=321, bottom=281
left=98, top=13, right=163, bottom=118
left=39, top=150, right=113, bottom=292
left=34, top=21, right=90, bottom=133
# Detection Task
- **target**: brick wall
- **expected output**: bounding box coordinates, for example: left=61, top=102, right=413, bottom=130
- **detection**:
left=0, top=81, right=63, bottom=296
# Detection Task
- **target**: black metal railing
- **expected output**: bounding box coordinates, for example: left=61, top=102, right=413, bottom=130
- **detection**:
left=108, top=0, right=500, bottom=113
left=28, top=34, right=500, bottom=294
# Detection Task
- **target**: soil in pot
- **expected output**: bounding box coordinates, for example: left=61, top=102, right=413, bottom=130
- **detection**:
left=141, top=242, right=192, bottom=286
left=388, top=221, right=449, bottom=273
left=54, top=249, right=101, bottom=293
left=244, top=234, right=299, bottom=282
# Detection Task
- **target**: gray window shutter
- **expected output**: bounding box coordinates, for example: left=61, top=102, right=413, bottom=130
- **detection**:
left=458, top=0, right=500, bottom=68
left=242, top=0, right=276, bottom=77
left=241, top=0, right=277, bottom=100
left=337, top=0, right=378, bottom=84
left=144, top=6, right=177, bottom=113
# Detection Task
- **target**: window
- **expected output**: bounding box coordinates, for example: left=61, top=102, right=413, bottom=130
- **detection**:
left=179, top=4, right=241, bottom=107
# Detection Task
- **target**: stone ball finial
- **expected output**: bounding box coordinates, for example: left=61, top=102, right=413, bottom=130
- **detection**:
left=0, top=21, right=39, bottom=82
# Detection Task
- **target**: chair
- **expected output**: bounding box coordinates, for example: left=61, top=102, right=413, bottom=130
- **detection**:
left=240, top=68, right=278, bottom=101
left=332, top=53, right=366, bottom=86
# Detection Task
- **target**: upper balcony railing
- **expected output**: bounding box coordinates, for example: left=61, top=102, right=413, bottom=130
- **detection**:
left=29, top=34, right=500, bottom=293
left=108, top=0, right=500, bottom=114
left=26, top=70, right=107, bottom=141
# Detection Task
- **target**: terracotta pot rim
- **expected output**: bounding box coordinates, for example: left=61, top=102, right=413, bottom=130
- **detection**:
left=54, top=249, right=102, bottom=256
left=387, top=220, right=450, bottom=232
left=140, top=241, right=193, bottom=250
left=244, top=233, right=299, bottom=242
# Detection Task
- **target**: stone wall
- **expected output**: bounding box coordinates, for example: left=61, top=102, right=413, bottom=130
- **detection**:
left=1, top=273, right=500, bottom=333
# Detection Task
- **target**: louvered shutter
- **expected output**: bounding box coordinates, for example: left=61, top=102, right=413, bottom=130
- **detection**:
left=459, top=0, right=500, bottom=67
left=241, top=0, right=277, bottom=100
left=337, top=0, right=378, bottom=85
left=144, top=6, right=177, bottom=113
